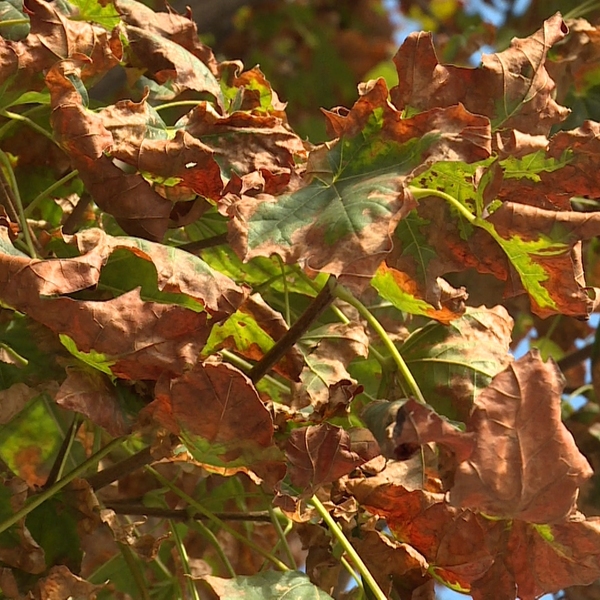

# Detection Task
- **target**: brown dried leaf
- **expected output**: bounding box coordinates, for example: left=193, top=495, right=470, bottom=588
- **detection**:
left=115, top=0, right=218, bottom=74
left=351, top=530, right=430, bottom=598
left=0, top=382, right=59, bottom=425
left=286, top=424, right=379, bottom=495
left=179, top=103, right=306, bottom=181
left=145, top=360, right=285, bottom=485
left=47, top=59, right=172, bottom=241
left=74, top=228, right=246, bottom=317
left=0, top=0, right=121, bottom=93
left=392, top=13, right=569, bottom=134
left=299, top=322, right=368, bottom=409
left=36, top=565, right=106, bottom=600
left=450, top=350, right=593, bottom=522
left=229, top=79, right=490, bottom=293
left=123, top=25, right=223, bottom=105
left=55, top=367, right=131, bottom=437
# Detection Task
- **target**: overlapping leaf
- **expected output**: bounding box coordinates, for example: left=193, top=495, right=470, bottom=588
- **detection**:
left=229, top=78, right=490, bottom=291
left=391, top=13, right=569, bottom=134
left=145, top=360, right=285, bottom=485
left=0, top=229, right=245, bottom=379
left=398, top=306, right=513, bottom=421
left=0, top=0, right=121, bottom=99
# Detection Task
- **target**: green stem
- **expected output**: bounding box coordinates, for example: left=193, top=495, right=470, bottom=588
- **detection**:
left=276, top=255, right=291, bottom=326
left=154, top=101, right=204, bottom=111
left=268, top=505, right=296, bottom=569
left=310, top=495, right=386, bottom=600
left=118, top=541, right=151, bottom=600
left=0, top=110, right=57, bottom=144
left=334, top=284, right=426, bottom=404
left=189, top=519, right=236, bottom=577
left=0, top=436, right=126, bottom=534
left=408, top=186, right=476, bottom=223
left=147, top=466, right=290, bottom=572
left=24, top=170, right=79, bottom=217
left=170, top=520, right=200, bottom=600
left=0, top=149, right=37, bottom=257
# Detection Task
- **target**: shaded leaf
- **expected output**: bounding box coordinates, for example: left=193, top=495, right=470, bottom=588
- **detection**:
left=0, top=393, right=66, bottom=486
left=351, top=530, right=431, bottom=598
left=47, top=58, right=172, bottom=241
left=55, top=366, right=142, bottom=436
left=123, top=24, right=223, bottom=105
left=399, top=305, right=514, bottom=421
left=145, top=360, right=285, bottom=485
left=74, top=228, right=245, bottom=316
left=299, top=322, right=368, bottom=408
left=286, top=423, right=379, bottom=495
left=201, top=570, right=334, bottom=600
left=115, top=0, right=217, bottom=73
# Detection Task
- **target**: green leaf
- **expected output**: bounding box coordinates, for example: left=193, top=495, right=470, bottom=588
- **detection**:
left=399, top=306, right=513, bottom=421
left=26, top=493, right=83, bottom=571
left=97, top=247, right=205, bottom=312
left=0, top=394, right=65, bottom=484
left=67, top=0, right=120, bottom=29
left=0, top=0, right=29, bottom=41
left=202, top=310, right=275, bottom=358
left=59, top=334, right=116, bottom=379
left=201, top=570, right=334, bottom=600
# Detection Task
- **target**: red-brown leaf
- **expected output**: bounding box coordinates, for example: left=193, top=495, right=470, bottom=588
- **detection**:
left=286, top=424, right=379, bottom=494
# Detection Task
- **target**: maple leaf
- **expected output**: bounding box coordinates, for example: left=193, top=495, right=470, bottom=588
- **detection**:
left=145, top=360, right=286, bottom=486
left=179, top=102, right=306, bottom=181
left=229, top=78, right=490, bottom=291
left=286, top=423, right=380, bottom=495
left=122, top=24, right=223, bottom=105
left=115, top=0, right=218, bottom=74
left=46, top=58, right=173, bottom=241
left=0, top=0, right=121, bottom=98
left=392, top=13, right=569, bottom=135
left=398, top=305, right=514, bottom=421
left=0, top=227, right=248, bottom=379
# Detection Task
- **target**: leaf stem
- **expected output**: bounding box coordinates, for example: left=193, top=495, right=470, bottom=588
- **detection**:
left=310, top=495, right=386, bottom=600
left=333, top=284, right=426, bottom=404
left=170, top=520, right=201, bottom=600
left=0, top=436, right=126, bottom=535
left=409, top=185, right=476, bottom=223
left=0, top=110, right=57, bottom=144
left=146, top=466, right=290, bottom=571
left=24, top=170, right=79, bottom=218
left=189, top=519, right=237, bottom=577
left=0, top=149, right=37, bottom=257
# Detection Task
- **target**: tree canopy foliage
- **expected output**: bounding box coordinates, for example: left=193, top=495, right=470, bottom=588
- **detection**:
left=2, top=0, right=600, bottom=599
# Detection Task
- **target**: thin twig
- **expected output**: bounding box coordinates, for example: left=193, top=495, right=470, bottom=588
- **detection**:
left=248, top=276, right=335, bottom=383
left=104, top=502, right=273, bottom=522
left=557, top=344, right=592, bottom=372
left=179, top=233, right=228, bottom=254
left=88, top=446, right=153, bottom=490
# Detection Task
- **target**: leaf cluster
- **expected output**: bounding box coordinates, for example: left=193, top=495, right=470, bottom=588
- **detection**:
left=1, top=1, right=600, bottom=599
